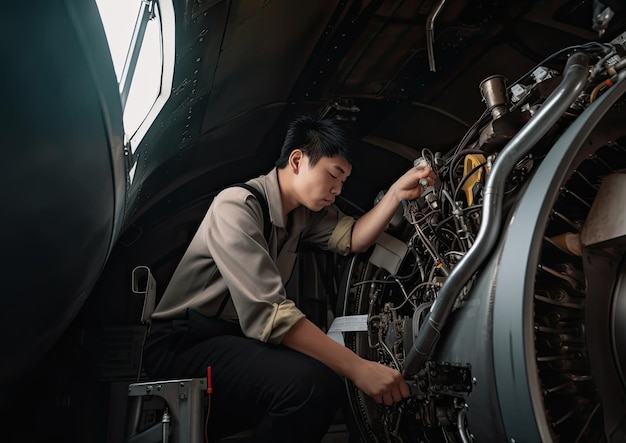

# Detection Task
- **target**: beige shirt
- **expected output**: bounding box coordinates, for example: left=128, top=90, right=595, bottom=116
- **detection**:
left=152, top=167, right=356, bottom=344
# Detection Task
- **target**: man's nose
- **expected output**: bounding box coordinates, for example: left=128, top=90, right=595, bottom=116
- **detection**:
left=330, top=183, right=342, bottom=195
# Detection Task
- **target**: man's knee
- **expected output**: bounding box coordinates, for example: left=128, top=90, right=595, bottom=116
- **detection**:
left=275, top=359, right=344, bottom=413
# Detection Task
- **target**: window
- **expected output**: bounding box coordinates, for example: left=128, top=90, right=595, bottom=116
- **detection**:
left=95, top=0, right=175, bottom=177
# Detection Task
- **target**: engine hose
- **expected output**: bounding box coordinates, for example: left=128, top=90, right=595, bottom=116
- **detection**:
left=458, top=408, right=471, bottom=443
left=402, top=51, right=591, bottom=376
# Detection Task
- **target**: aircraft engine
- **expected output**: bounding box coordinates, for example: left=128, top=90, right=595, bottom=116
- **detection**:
left=337, top=36, right=626, bottom=443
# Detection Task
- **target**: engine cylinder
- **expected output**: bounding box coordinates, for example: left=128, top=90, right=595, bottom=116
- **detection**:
left=480, top=75, right=508, bottom=119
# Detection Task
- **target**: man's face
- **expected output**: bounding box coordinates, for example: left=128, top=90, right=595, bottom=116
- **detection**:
left=295, top=153, right=352, bottom=211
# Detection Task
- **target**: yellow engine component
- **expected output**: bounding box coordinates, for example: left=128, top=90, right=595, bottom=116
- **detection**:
left=462, top=154, right=487, bottom=205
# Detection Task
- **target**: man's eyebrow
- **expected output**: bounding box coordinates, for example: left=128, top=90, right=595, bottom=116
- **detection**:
left=332, top=164, right=349, bottom=175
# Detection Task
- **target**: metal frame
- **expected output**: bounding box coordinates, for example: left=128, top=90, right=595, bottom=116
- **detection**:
left=126, top=378, right=208, bottom=443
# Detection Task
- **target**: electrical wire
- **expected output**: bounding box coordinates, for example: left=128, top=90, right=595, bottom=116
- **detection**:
left=590, top=77, right=615, bottom=102
left=390, top=276, right=417, bottom=310
left=399, top=281, right=442, bottom=306
left=380, top=339, right=401, bottom=371
left=204, top=395, right=211, bottom=443
left=394, top=247, right=423, bottom=281
left=433, top=204, right=482, bottom=234
left=508, top=42, right=612, bottom=88
left=352, top=278, right=399, bottom=287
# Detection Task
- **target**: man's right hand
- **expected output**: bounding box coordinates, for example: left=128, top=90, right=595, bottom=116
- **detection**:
left=349, top=358, right=411, bottom=405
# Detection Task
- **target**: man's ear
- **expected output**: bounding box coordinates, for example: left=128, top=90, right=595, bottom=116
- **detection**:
left=289, top=149, right=304, bottom=173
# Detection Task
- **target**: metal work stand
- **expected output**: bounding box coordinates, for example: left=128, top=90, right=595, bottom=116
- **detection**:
left=126, top=378, right=208, bottom=443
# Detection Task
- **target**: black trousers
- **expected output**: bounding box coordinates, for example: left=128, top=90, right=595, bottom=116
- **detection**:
left=143, top=309, right=359, bottom=443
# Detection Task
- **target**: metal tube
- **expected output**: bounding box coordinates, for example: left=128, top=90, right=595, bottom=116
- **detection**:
left=119, top=0, right=154, bottom=109
left=426, top=0, right=447, bottom=72
left=162, top=407, right=170, bottom=443
left=457, top=408, right=471, bottom=443
left=402, top=52, right=590, bottom=376
left=189, top=379, right=206, bottom=443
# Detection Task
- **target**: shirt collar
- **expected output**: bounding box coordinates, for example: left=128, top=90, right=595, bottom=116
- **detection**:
left=261, top=167, right=286, bottom=229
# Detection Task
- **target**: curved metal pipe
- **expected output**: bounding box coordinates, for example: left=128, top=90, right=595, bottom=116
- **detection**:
left=403, top=52, right=590, bottom=376
left=426, top=0, right=447, bottom=72
left=457, top=408, right=471, bottom=443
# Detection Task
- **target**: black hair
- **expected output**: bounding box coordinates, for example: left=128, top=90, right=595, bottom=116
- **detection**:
left=275, top=115, right=353, bottom=168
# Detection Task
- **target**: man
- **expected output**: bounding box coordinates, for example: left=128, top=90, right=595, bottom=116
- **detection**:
left=143, top=115, right=435, bottom=442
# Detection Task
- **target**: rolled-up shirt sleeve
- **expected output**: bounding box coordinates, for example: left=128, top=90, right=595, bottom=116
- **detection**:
left=328, top=215, right=355, bottom=255
left=206, top=189, right=304, bottom=344
left=302, top=206, right=356, bottom=255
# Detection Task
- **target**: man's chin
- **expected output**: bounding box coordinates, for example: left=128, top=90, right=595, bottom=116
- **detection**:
left=308, top=201, right=330, bottom=212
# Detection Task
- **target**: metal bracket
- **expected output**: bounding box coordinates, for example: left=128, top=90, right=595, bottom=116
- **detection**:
left=127, top=378, right=208, bottom=443
left=427, top=361, right=472, bottom=395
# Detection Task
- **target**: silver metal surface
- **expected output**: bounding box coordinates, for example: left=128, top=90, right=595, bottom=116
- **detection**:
left=492, top=65, right=626, bottom=443
left=581, top=173, right=626, bottom=248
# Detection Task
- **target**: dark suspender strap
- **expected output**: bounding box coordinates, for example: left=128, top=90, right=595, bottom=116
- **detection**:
left=213, top=183, right=271, bottom=318
left=227, top=183, right=272, bottom=242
